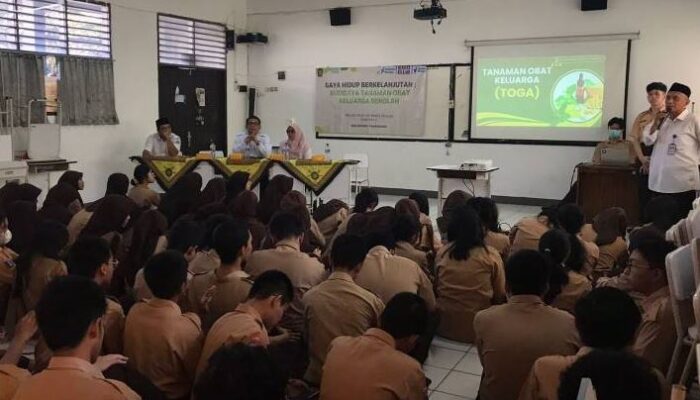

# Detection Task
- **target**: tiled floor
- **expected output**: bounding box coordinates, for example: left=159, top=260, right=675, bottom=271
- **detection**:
left=424, top=337, right=482, bottom=399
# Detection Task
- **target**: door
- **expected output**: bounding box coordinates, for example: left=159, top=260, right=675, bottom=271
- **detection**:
left=158, top=65, right=227, bottom=155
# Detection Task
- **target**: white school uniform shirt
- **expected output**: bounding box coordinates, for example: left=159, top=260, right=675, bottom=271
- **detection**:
left=643, top=108, right=700, bottom=193
left=232, top=132, right=272, bottom=158
left=144, top=132, right=182, bottom=156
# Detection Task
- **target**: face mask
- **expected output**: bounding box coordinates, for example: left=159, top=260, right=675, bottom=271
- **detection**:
left=0, top=229, right=12, bottom=246
left=608, top=129, right=623, bottom=140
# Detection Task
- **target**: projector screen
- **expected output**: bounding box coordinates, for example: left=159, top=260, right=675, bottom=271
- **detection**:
left=469, top=40, right=629, bottom=143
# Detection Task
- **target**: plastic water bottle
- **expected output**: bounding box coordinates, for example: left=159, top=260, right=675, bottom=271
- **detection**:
left=324, top=143, right=331, bottom=160
left=209, top=140, right=216, bottom=157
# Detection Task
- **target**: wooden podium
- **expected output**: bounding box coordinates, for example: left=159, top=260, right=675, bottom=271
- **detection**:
left=576, top=163, right=640, bottom=225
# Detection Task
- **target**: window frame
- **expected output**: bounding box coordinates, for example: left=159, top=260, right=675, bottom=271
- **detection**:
left=157, top=13, right=227, bottom=71
left=0, top=0, right=112, bottom=59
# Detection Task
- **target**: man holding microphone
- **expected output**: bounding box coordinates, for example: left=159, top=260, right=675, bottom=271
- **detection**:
left=643, top=82, right=700, bottom=216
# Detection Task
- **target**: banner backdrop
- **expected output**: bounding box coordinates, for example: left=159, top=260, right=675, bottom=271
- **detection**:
left=315, top=65, right=428, bottom=137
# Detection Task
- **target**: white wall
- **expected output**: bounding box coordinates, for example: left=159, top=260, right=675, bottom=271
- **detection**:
left=247, top=0, right=700, bottom=200
left=52, top=0, right=248, bottom=202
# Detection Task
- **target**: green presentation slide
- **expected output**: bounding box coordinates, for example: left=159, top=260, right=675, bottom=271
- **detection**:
left=476, top=55, right=606, bottom=128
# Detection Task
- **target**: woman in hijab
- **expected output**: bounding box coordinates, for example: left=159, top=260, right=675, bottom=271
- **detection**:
left=6, top=201, right=38, bottom=255
left=592, top=207, right=629, bottom=279
left=57, top=170, right=84, bottom=205
left=194, top=177, right=226, bottom=210
left=80, top=195, right=136, bottom=239
left=224, top=171, right=250, bottom=205
left=0, top=209, right=17, bottom=322
left=230, top=190, right=266, bottom=250
left=18, top=183, right=41, bottom=204
left=280, top=121, right=312, bottom=160
left=105, top=173, right=130, bottom=196
left=257, top=175, right=293, bottom=225
left=160, top=172, right=203, bottom=225
left=121, top=209, right=168, bottom=287
left=37, top=183, right=82, bottom=225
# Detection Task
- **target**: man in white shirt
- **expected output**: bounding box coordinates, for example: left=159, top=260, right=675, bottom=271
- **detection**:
left=142, top=117, right=182, bottom=160
left=232, top=115, right=272, bottom=158
left=643, top=82, right=700, bottom=216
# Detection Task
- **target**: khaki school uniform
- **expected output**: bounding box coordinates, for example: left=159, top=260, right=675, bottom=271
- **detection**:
left=246, top=239, right=326, bottom=332
left=11, top=357, right=140, bottom=400
left=474, top=295, right=580, bottom=400
left=510, top=217, right=550, bottom=256
left=103, top=297, right=126, bottom=355
left=23, top=257, right=67, bottom=312
left=394, top=241, right=431, bottom=278
left=594, top=237, right=629, bottom=278
left=592, top=140, right=636, bottom=164
left=317, top=208, right=349, bottom=243
left=196, top=303, right=270, bottom=376
left=634, top=286, right=677, bottom=374
left=127, top=186, right=160, bottom=208
left=67, top=209, right=93, bottom=246
left=436, top=245, right=506, bottom=343
left=629, top=109, right=661, bottom=156
left=356, top=246, right=435, bottom=310
left=485, top=231, right=510, bottom=260
left=303, top=271, right=384, bottom=385
left=124, top=299, right=203, bottom=399
left=188, top=250, right=220, bottom=275
left=580, top=238, right=600, bottom=276
left=0, top=364, right=30, bottom=400
left=320, top=328, right=428, bottom=400
left=551, top=271, right=592, bottom=313
left=186, top=269, right=252, bottom=328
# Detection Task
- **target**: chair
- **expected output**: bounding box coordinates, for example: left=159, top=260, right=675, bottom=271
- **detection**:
left=688, top=209, right=700, bottom=240
left=693, top=197, right=700, bottom=210
left=342, top=153, right=369, bottom=195
left=666, top=244, right=698, bottom=384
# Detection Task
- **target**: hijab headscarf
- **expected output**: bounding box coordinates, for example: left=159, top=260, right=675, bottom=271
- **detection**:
left=7, top=201, right=38, bottom=254
left=19, top=184, right=41, bottom=203
left=80, top=195, right=136, bottom=238
left=58, top=170, right=84, bottom=204
left=197, top=177, right=227, bottom=209
left=230, top=190, right=258, bottom=220
left=0, top=182, right=22, bottom=210
left=106, top=173, right=130, bottom=196
left=160, top=172, right=203, bottom=225
left=283, top=121, right=311, bottom=159
left=123, top=209, right=168, bottom=285
left=38, top=183, right=82, bottom=225
left=224, top=171, right=250, bottom=204
left=257, top=175, right=293, bottom=224
left=593, top=207, right=628, bottom=247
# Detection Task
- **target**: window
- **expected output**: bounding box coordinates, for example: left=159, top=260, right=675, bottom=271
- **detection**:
left=0, top=0, right=111, bottom=58
left=158, top=14, right=226, bottom=70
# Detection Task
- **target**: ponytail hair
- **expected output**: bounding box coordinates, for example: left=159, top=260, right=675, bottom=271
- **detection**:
left=538, top=229, right=571, bottom=305
left=557, top=204, right=588, bottom=273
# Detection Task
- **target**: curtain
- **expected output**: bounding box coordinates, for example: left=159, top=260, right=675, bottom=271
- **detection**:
left=0, top=52, right=45, bottom=126
left=59, top=56, right=119, bottom=125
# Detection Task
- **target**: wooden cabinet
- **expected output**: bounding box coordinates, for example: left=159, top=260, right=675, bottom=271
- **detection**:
left=576, top=163, right=640, bottom=225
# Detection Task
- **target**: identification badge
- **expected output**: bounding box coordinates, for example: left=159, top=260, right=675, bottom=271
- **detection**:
left=667, top=143, right=677, bottom=156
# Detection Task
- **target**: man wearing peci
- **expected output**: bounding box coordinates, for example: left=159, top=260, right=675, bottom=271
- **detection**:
left=142, top=117, right=182, bottom=160
left=643, top=82, right=700, bottom=216
left=232, top=115, right=272, bottom=159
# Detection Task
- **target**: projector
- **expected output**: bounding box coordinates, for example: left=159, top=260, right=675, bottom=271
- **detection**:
left=413, top=5, right=447, bottom=21
left=460, top=159, right=493, bottom=171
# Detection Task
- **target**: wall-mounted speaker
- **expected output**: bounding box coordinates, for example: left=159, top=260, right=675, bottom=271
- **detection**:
left=329, top=8, right=351, bottom=26
left=581, top=0, right=607, bottom=11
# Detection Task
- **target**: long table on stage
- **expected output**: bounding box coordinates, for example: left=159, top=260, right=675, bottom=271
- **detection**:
left=130, top=156, right=358, bottom=204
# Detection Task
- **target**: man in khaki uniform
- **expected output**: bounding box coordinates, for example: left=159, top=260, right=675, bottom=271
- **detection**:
left=124, top=251, right=203, bottom=400
left=591, top=117, right=636, bottom=165
left=303, top=234, right=385, bottom=385
left=67, top=236, right=124, bottom=355
left=185, top=220, right=253, bottom=327
left=320, top=293, right=429, bottom=400
left=520, top=287, right=650, bottom=400
left=509, top=212, right=554, bottom=255
left=246, top=212, right=326, bottom=333
left=356, top=232, right=435, bottom=309
left=0, top=312, right=37, bottom=400
left=196, top=271, right=294, bottom=376
left=13, top=276, right=140, bottom=400
left=474, top=250, right=580, bottom=400
left=628, top=235, right=677, bottom=374
left=629, top=82, right=667, bottom=209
